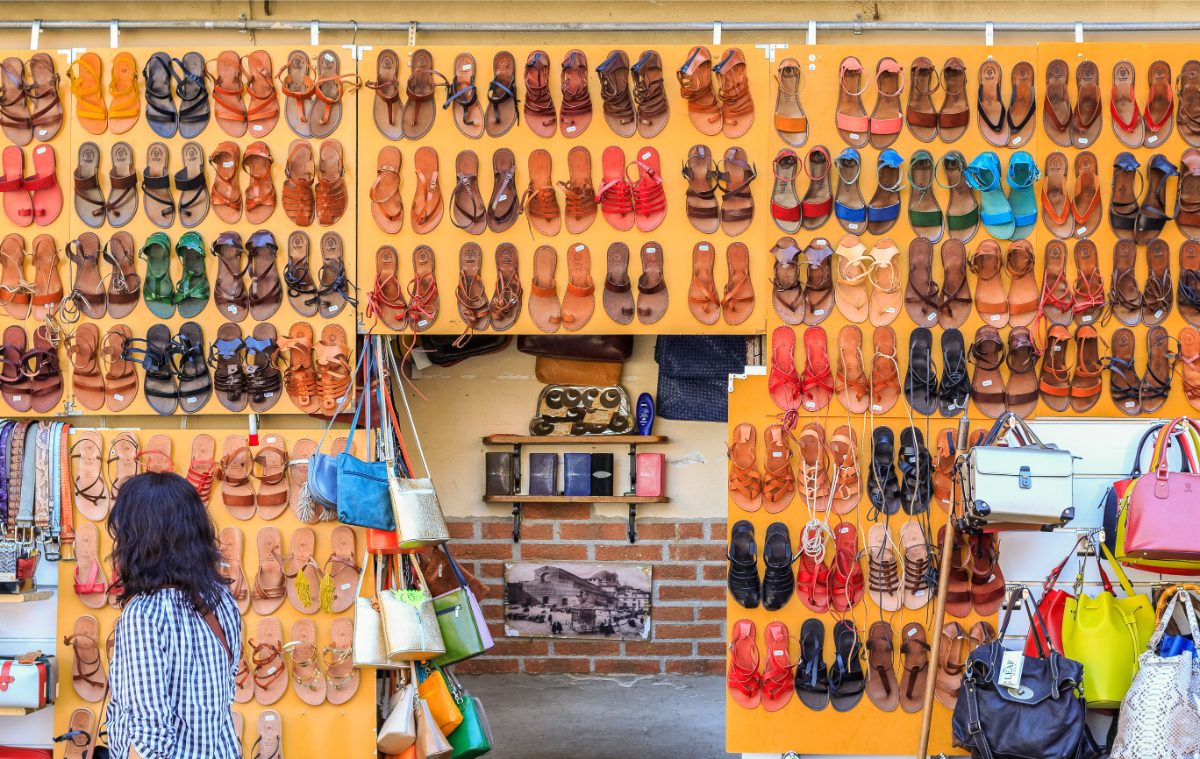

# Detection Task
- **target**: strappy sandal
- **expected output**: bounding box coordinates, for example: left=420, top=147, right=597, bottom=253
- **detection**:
left=801, top=146, right=832, bottom=230
left=1072, top=239, right=1105, bottom=326
left=1110, top=151, right=1142, bottom=240
left=938, top=239, right=973, bottom=329
left=940, top=150, right=979, bottom=242
left=309, top=50, right=359, bottom=139
left=522, top=50, right=556, bottom=137
left=1141, top=324, right=1177, bottom=415
left=769, top=237, right=803, bottom=324
left=446, top=52, right=485, bottom=139
left=1106, top=238, right=1143, bottom=326
left=278, top=49, right=316, bottom=137
left=628, top=146, right=667, bottom=233
left=1143, top=238, right=1174, bottom=326
left=249, top=618, right=289, bottom=705
left=834, top=234, right=872, bottom=324
left=65, top=324, right=105, bottom=412
left=366, top=245, right=407, bottom=331
left=66, top=53, right=106, bottom=136
left=1180, top=60, right=1200, bottom=147
left=938, top=328, right=971, bottom=416
left=559, top=49, right=593, bottom=138
left=558, top=146, right=596, bottom=234
left=1040, top=239, right=1074, bottom=326
left=935, top=621, right=970, bottom=709
left=969, top=533, right=1006, bottom=615
left=523, top=148, right=560, bottom=236
left=933, top=430, right=955, bottom=511
left=19, top=325, right=60, bottom=413
left=1071, top=325, right=1104, bottom=413
left=797, top=423, right=832, bottom=514
left=278, top=323, right=321, bottom=414
left=1136, top=154, right=1179, bottom=246
left=26, top=53, right=63, bottom=144
left=1180, top=240, right=1200, bottom=326
left=122, top=324, right=176, bottom=415
left=870, top=326, right=902, bottom=415
left=727, top=619, right=762, bottom=709
left=795, top=619, right=830, bottom=710
left=323, top=620, right=360, bottom=705
left=968, top=325, right=1007, bottom=418
left=828, top=522, right=864, bottom=612
left=208, top=323, right=248, bottom=413
left=484, top=50, right=519, bottom=138
left=867, top=238, right=903, bottom=327
left=314, top=324, right=352, bottom=413
left=104, top=432, right=139, bottom=503
left=29, top=233, right=63, bottom=322
left=900, top=522, right=933, bottom=610
left=683, top=144, right=720, bottom=234
left=315, top=232, right=354, bottom=320
left=456, top=242, right=490, bottom=333
left=169, top=321, right=210, bottom=414
left=768, top=325, right=801, bottom=412
left=491, top=243, right=523, bottom=331
left=677, top=46, right=720, bottom=136
left=315, top=139, right=347, bottom=226
left=142, top=53, right=178, bottom=138
left=718, top=147, right=755, bottom=236
left=828, top=424, right=860, bottom=514
left=188, top=434, right=219, bottom=505
left=450, top=149, right=487, bottom=234
left=242, top=50, right=279, bottom=138
left=1181, top=326, right=1200, bottom=412
left=596, top=50, right=636, bottom=138
left=242, top=324, right=282, bottom=413
left=175, top=141, right=209, bottom=228
left=799, top=326, right=833, bottom=412
left=803, top=238, right=835, bottom=326
left=834, top=324, right=870, bottom=413
left=727, top=423, right=762, bottom=513
left=865, top=621, right=899, bottom=712
left=714, top=47, right=754, bottom=138
left=1106, top=326, right=1142, bottom=416
left=211, top=50, right=248, bottom=137
left=904, top=327, right=938, bottom=415
left=485, top=147, right=520, bottom=233
left=70, top=431, right=109, bottom=521
left=212, top=231, right=249, bottom=322
left=242, top=141, right=275, bottom=224
left=209, top=141, right=243, bottom=224
left=761, top=424, right=795, bottom=514
left=283, top=620, right=325, bottom=705
left=760, top=620, right=794, bottom=711
left=282, top=140, right=315, bottom=227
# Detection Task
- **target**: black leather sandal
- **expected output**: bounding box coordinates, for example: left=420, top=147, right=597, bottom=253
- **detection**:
left=726, top=519, right=760, bottom=609
left=898, top=426, right=933, bottom=516
left=904, top=326, right=939, bottom=415
left=938, top=328, right=971, bottom=416
left=868, top=426, right=902, bottom=518
left=829, top=620, right=866, bottom=712
left=761, top=522, right=796, bottom=612
left=795, top=618, right=830, bottom=711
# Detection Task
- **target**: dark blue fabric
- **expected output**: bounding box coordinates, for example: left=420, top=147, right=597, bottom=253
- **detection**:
left=655, top=336, right=746, bottom=423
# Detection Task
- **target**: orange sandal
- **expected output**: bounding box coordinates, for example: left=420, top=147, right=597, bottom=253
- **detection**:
left=728, top=422, right=762, bottom=513
left=66, top=53, right=106, bottom=135
left=106, top=52, right=140, bottom=134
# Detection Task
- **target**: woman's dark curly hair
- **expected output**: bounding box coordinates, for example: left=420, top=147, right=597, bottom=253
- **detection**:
left=107, top=472, right=230, bottom=611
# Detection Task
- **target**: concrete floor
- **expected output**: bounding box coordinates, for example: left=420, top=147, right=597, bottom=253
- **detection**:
left=458, top=674, right=735, bottom=759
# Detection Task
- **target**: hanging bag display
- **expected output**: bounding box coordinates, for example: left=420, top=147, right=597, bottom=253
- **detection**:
left=377, top=665, right=419, bottom=754
left=415, top=696, right=454, bottom=759
left=1110, top=586, right=1200, bottom=758
left=1103, top=422, right=1197, bottom=560
left=1060, top=539, right=1156, bottom=708
left=432, top=545, right=494, bottom=667
left=1116, top=417, right=1200, bottom=571
left=416, top=662, right=464, bottom=736
left=962, top=412, right=1076, bottom=528
left=952, top=586, right=1101, bottom=759
left=335, top=342, right=398, bottom=531
left=381, top=553, right=446, bottom=662
left=307, top=346, right=372, bottom=511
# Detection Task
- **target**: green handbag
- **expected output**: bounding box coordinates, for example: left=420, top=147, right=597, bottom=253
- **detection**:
left=432, top=548, right=491, bottom=667
left=446, top=672, right=493, bottom=759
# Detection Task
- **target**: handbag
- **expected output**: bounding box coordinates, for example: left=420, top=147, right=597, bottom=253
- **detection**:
left=1111, top=586, right=1200, bottom=758
left=1103, top=422, right=1196, bottom=561
left=1060, top=540, right=1156, bottom=707
left=517, top=335, right=633, bottom=363
left=445, top=670, right=493, bottom=759
left=952, top=586, right=1101, bottom=759
left=1117, top=417, right=1200, bottom=571
left=0, top=652, right=55, bottom=709
left=963, top=412, right=1076, bottom=529
left=415, top=697, right=453, bottom=759
left=381, top=554, right=446, bottom=661
left=416, top=663, right=464, bottom=736
left=307, top=345, right=372, bottom=510
left=377, top=666, right=419, bottom=754
left=1023, top=535, right=1088, bottom=657
left=354, top=553, right=400, bottom=669
left=432, top=546, right=493, bottom=667
left=336, top=344, right=398, bottom=531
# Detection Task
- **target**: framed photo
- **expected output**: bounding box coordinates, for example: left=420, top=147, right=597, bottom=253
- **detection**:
left=504, top=562, right=652, bottom=640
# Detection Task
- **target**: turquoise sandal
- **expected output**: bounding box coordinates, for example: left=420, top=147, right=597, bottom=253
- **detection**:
left=1005, top=151, right=1040, bottom=240
left=964, top=152, right=1015, bottom=240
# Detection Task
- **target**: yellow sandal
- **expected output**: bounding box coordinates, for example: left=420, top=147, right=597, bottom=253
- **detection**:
left=106, top=52, right=140, bottom=134
left=66, top=53, right=106, bottom=135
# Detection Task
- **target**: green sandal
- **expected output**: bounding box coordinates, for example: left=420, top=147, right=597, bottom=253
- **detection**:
left=140, top=232, right=176, bottom=319
left=174, top=231, right=209, bottom=318
left=907, top=150, right=943, bottom=242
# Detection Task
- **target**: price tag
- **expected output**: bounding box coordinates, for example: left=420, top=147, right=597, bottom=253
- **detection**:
left=998, top=650, right=1025, bottom=689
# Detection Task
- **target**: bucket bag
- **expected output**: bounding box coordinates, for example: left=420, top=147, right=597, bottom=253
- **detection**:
left=1116, top=417, right=1200, bottom=571
left=307, top=345, right=371, bottom=511
left=952, top=586, right=1101, bottom=759
left=381, top=553, right=446, bottom=662
left=963, top=412, right=1076, bottom=529
left=1110, top=586, right=1200, bottom=758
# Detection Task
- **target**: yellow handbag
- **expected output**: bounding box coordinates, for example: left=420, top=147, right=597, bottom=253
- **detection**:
left=417, top=664, right=464, bottom=736
left=1060, top=542, right=1155, bottom=708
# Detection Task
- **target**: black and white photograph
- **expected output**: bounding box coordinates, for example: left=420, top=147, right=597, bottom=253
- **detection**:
left=504, top=562, right=653, bottom=640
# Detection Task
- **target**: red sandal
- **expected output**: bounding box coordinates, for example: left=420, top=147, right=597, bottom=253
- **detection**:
left=727, top=618, right=762, bottom=709
left=828, top=521, right=864, bottom=613
left=761, top=621, right=795, bottom=712
left=628, top=145, right=667, bottom=232
left=800, top=325, right=834, bottom=412
left=796, top=549, right=831, bottom=613
left=768, top=325, right=802, bottom=415
left=596, top=145, right=634, bottom=231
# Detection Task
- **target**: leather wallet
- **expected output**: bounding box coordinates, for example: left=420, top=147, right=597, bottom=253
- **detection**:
left=564, top=453, right=592, bottom=497
left=528, top=453, right=558, bottom=496
left=484, top=452, right=516, bottom=496
left=636, top=453, right=666, bottom=496
left=590, top=453, right=615, bottom=496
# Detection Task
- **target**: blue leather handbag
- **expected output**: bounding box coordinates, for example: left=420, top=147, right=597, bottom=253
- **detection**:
left=307, top=345, right=371, bottom=511
left=334, top=341, right=397, bottom=531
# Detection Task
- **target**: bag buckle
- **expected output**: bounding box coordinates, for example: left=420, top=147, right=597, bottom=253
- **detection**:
left=1018, top=466, right=1032, bottom=489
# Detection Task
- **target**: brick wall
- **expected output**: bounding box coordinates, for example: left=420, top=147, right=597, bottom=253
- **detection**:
left=449, top=505, right=727, bottom=676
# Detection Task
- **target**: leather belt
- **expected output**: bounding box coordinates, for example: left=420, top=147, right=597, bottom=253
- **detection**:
left=16, top=424, right=38, bottom=532
left=5, top=421, right=28, bottom=538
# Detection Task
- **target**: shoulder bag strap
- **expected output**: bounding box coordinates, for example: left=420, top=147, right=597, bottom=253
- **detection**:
left=313, top=345, right=372, bottom=453
left=1099, top=542, right=1136, bottom=597
left=439, top=544, right=470, bottom=589
left=200, top=609, right=234, bottom=664
left=1131, top=423, right=1166, bottom=478
left=386, top=338, right=433, bottom=479
left=1042, top=534, right=1088, bottom=593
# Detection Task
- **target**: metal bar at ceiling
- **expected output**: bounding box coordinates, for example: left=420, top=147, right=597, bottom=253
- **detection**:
left=0, top=18, right=1198, bottom=33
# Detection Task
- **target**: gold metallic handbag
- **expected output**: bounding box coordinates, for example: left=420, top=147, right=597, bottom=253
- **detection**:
left=353, top=553, right=395, bottom=669
left=381, top=554, right=447, bottom=661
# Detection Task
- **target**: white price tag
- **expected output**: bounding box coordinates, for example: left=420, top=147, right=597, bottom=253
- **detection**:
left=998, top=650, right=1025, bottom=689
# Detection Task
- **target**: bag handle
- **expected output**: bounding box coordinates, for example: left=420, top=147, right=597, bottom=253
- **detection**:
left=1041, top=534, right=1089, bottom=592
left=341, top=344, right=374, bottom=455
left=1149, top=417, right=1195, bottom=476
left=355, top=551, right=380, bottom=604
left=314, top=345, right=372, bottom=454
left=1149, top=585, right=1200, bottom=652
left=402, top=551, right=433, bottom=594
left=1071, top=535, right=1115, bottom=597
left=385, top=339, right=433, bottom=478
left=980, top=411, right=1049, bottom=450
left=997, top=585, right=1056, bottom=658
left=439, top=544, right=470, bottom=589
left=1099, top=541, right=1138, bottom=598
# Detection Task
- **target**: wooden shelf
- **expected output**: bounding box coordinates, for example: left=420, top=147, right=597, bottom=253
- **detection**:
left=0, top=706, right=46, bottom=716
left=483, top=434, right=668, bottom=445
left=0, top=589, right=53, bottom=604
left=483, top=495, right=669, bottom=504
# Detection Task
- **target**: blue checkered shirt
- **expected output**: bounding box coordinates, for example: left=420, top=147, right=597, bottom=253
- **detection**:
left=107, top=587, right=241, bottom=759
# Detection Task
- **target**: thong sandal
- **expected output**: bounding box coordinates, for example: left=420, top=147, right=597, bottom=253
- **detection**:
left=866, top=621, right=900, bottom=713
left=1043, top=58, right=1072, bottom=147
left=977, top=60, right=1009, bottom=146
left=800, top=326, right=833, bottom=412
left=279, top=50, right=315, bottom=137
left=722, top=242, right=754, bottom=326
left=604, top=242, right=636, bottom=325
left=636, top=241, right=668, bottom=325
left=1111, top=61, right=1144, bottom=148
left=248, top=230, right=283, bottom=321
left=939, top=238, right=973, bottom=329
left=404, top=243, right=436, bottom=331
left=1071, top=60, right=1103, bottom=148
left=491, top=243, right=523, bottom=332
left=104, top=432, right=139, bottom=503
left=803, top=238, right=835, bottom=325
left=447, top=52, right=485, bottom=139
left=1141, top=324, right=1177, bottom=415
left=898, top=623, right=931, bottom=713
left=218, top=526, right=250, bottom=615
left=69, top=431, right=109, bottom=521
left=834, top=234, right=870, bottom=323
left=727, top=619, right=762, bottom=709
left=324, top=619, right=360, bottom=705
left=211, top=50, right=248, bottom=137
left=310, top=50, right=358, bottom=138
left=175, top=141, right=210, bottom=228
left=1007, top=61, right=1036, bottom=147
left=212, top=231, right=249, bottom=322
left=455, top=242, right=489, bottom=333
left=1106, top=326, right=1142, bottom=416
left=834, top=324, right=870, bottom=414
left=867, top=238, right=903, bottom=326
left=366, top=48, right=403, bottom=139
left=829, top=620, right=866, bottom=712
left=769, top=236, right=803, bottom=324
left=249, top=617, right=289, bottom=705
left=561, top=243, right=595, bottom=332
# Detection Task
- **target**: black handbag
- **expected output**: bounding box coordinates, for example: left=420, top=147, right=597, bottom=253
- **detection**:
left=952, top=586, right=1104, bottom=759
left=420, top=335, right=512, bottom=367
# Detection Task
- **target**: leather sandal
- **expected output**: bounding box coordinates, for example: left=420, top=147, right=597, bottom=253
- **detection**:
left=969, top=239, right=1008, bottom=328
left=803, top=238, right=835, bottom=326
left=798, top=423, right=831, bottom=512
left=897, top=622, right=932, bottom=714
left=867, top=149, right=903, bottom=235
left=828, top=424, right=860, bottom=514
left=1143, top=238, right=1174, bottom=326
left=969, top=325, right=1007, bottom=418
left=175, top=141, right=209, bottom=228
left=908, top=150, right=943, bottom=241
left=1071, top=325, right=1103, bottom=413
left=485, top=51, right=519, bottom=138
left=906, top=57, right=939, bottom=142
left=760, top=620, right=793, bottom=711
left=103, top=52, right=139, bottom=135
left=867, top=238, right=903, bottom=327
left=410, top=146, right=443, bottom=234
left=935, top=621, right=969, bottom=709
left=238, top=141, right=275, bottom=225
left=1108, top=238, right=1143, bottom=326
left=1040, top=150, right=1074, bottom=238
left=174, top=321, right=211, bottom=414
left=595, top=50, right=635, bottom=138
left=447, top=52, right=484, bottom=139
left=366, top=48, right=403, bottom=139
left=1111, top=61, right=1144, bottom=148
left=559, top=50, right=592, bottom=138
left=315, top=232, right=353, bottom=320
left=243, top=50, right=279, bottom=139
left=865, top=621, right=899, bottom=713
left=605, top=242, right=636, bottom=325
left=102, top=232, right=137, bottom=320
left=1145, top=64, right=1177, bottom=144
left=309, top=139, right=345, bottom=228
left=904, top=327, right=938, bottom=415
left=722, top=242, right=754, bottom=326
left=1005, top=240, right=1038, bottom=328
left=278, top=323, right=321, bottom=414
left=714, top=48, right=753, bottom=138
left=1180, top=60, right=1200, bottom=147
left=140, top=141, right=174, bottom=228
left=0, top=233, right=30, bottom=320
left=309, top=50, right=358, bottom=138
left=1041, top=324, right=1076, bottom=413
left=1007, top=61, right=1036, bottom=147
left=683, top=144, right=720, bottom=234
left=212, top=231, right=249, bottom=322
left=0, top=145, right=31, bottom=226
left=66, top=52, right=106, bottom=136
left=833, top=148, right=866, bottom=234
left=829, top=621, right=866, bottom=713
left=65, top=324, right=104, bottom=412
left=691, top=241, right=715, bottom=324
left=1181, top=326, right=1200, bottom=411
left=368, top=245, right=407, bottom=331
left=871, top=326, right=901, bottom=414
left=801, top=146, right=832, bottom=230
left=103, top=141, right=138, bottom=227
left=23, top=143, right=61, bottom=227
left=718, top=146, right=756, bottom=236
left=932, top=429, right=956, bottom=512
left=1141, top=324, right=1177, bottom=415
left=1109, top=151, right=1142, bottom=240
left=101, top=325, right=137, bottom=413
left=769, top=237, right=803, bottom=325
left=314, top=324, right=352, bottom=413
left=280, top=231, right=317, bottom=317
left=1072, top=151, right=1102, bottom=238
left=829, top=522, right=864, bottom=612
left=73, top=141, right=105, bottom=228
left=70, top=431, right=110, bottom=521
left=403, top=49, right=445, bottom=141
left=834, top=324, right=869, bottom=413
left=866, top=523, right=902, bottom=614
left=1072, top=238, right=1105, bottom=326
left=631, top=49, right=670, bottom=139
left=278, top=50, right=316, bottom=137
left=1043, top=58, right=1071, bottom=146
left=728, top=425, right=762, bottom=513
left=977, top=60, right=1008, bottom=146
left=677, top=46, right=721, bottom=136
left=241, top=323, right=281, bottom=413
left=209, top=141, right=243, bottom=223
left=523, top=148, right=560, bottom=236
left=869, top=58, right=904, bottom=149
left=523, top=50, right=556, bottom=137
left=559, top=146, right=596, bottom=234
left=138, top=232, right=176, bottom=320
left=485, top=147, right=520, bottom=234
left=761, top=424, right=795, bottom=514
left=774, top=57, right=807, bottom=146
left=1137, top=154, right=1179, bottom=246
left=211, top=50, right=248, bottom=137
left=1071, top=60, right=1103, bottom=148
left=636, top=241, right=668, bottom=325
left=938, top=58, right=970, bottom=142
left=835, top=57, right=869, bottom=148
left=247, top=231, right=282, bottom=321
left=561, top=243, right=595, bottom=331
left=1178, top=149, right=1200, bottom=238
left=800, top=326, right=833, bottom=413
left=456, top=242, right=490, bottom=333
left=450, top=149, right=486, bottom=234
left=629, top=146, right=667, bottom=232
left=491, top=243, right=522, bottom=332
left=938, top=328, right=971, bottom=416
left=142, top=52, right=177, bottom=138
left=900, top=521, right=933, bottom=610
left=938, top=238, right=973, bottom=329
left=21, top=234, right=59, bottom=324
left=770, top=149, right=802, bottom=234
left=726, top=618, right=762, bottom=708
left=769, top=325, right=801, bottom=412
left=65, top=232, right=105, bottom=319
left=969, top=534, right=1006, bottom=616
left=1180, top=240, right=1200, bottom=326
left=123, top=324, right=175, bottom=415
left=1040, top=239, right=1074, bottom=326
left=0, top=324, right=30, bottom=411
left=528, top=245, right=561, bottom=333
left=1107, top=326, right=1142, bottom=415
left=941, top=151, right=979, bottom=241
left=1005, top=326, right=1040, bottom=417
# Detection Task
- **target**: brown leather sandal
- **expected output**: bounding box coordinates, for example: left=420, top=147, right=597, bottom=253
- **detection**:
left=939, top=238, right=973, bottom=329
left=905, top=238, right=940, bottom=326
left=677, top=46, right=721, bottom=136
left=559, top=50, right=592, bottom=138
left=761, top=423, right=795, bottom=514
left=968, top=325, right=1007, bottom=418
left=1039, top=324, right=1073, bottom=413
left=448, top=53, right=485, bottom=139
left=247, top=231, right=282, bottom=321
left=23, top=233, right=59, bottom=324
left=870, top=326, right=901, bottom=414
left=970, top=240, right=1008, bottom=328
left=175, top=141, right=209, bottom=228
left=211, top=50, right=248, bottom=137
left=1142, top=238, right=1173, bottom=326
left=718, top=146, right=756, bottom=236
left=279, top=50, right=315, bottom=137
left=209, top=140, right=243, bottom=224
left=212, top=231, right=249, bottom=322
left=528, top=245, right=561, bottom=333
left=523, top=50, right=556, bottom=138
left=1181, top=326, right=1200, bottom=411
left=277, top=323, right=321, bottom=414
left=316, top=232, right=352, bottom=319
left=770, top=237, right=804, bottom=325
left=834, top=324, right=870, bottom=414
left=602, top=242, right=636, bottom=326
left=244, top=50, right=280, bottom=139
left=24, top=324, right=62, bottom=413
left=803, top=238, right=835, bottom=325
left=1043, top=58, right=1072, bottom=147
left=559, top=146, right=596, bottom=234
left=310, top=50, right=359, bottom=138
left=411, top=146, right=443, bottom=234
left=728, top=423, right=762, bottom=512
left=1181, top=239, right=1200, bottom=326
left=1007, top=61, right=1036, bottom=147
left=141, top=141, right=174, bottom=228
left=1071, top=325, right=1103, bottom=413
left=722, top=242, right=754, bottom=326
left=595, top=50, right=636, bottom=138
left=105, top=142, right=138, bottom=227
left=1072, top=151, right=1102, bottom=238
left=366, top=48, right=403, bottom=139
left=450, top=149, right=487, bottom=234
left=561, top=243, right=595, bottom=331
left=282, top=140, right=315, bottom=226
left=315, top=139, right=347, bottom=226
left=683, top=144, right=720, bottom=234
left=1005, top=241, right=1039, bottom=328
left=242, top=141, right=275, bottom=224
left=102, top=232, right=137, bottom=320
left=490, top=243, right=522, bottom=331
left=906, top=57, right=939, bottom=142
left=938, top=58, right=970, bottom=142
left=66, top=323, right=104, bottom=412
left=369, top=146, right=403, bottom=234
left=456, top=242, right=490, bottom=333
left=486, top=51, right=519, bottom=138
left=688, top=241, right=720, bottom=326
left=65, top=232, right=105, bottom=319
left=636, top=241, right=668, bottom=325
left=368, top=245, right=407, bottom=331
left=314, top=324, right=352, bottom=413
left=1108, top=326, right=1142, bottom=415
left=523, top=148, right=560, bottom=236
left=633, top=50, right=670, bottom=139
left=406, top=244, right=439, bottom=332
left=101, top=325, right=137, bottom=412
left=1072, top=238, right=1105, bottom=326
left=27, top=54, right=62, bottom=144
left=1005, top=326, right=1039, bottom=417
left=1071, top=61, right=1103, bottom=148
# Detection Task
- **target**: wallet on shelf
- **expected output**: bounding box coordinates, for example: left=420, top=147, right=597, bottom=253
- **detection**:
left=485, top=452, right=516, bottom=496
left=528, top=453, right=558, bottom=496
left=636, top=453, right=666, bottom=497
left=591, top=453, right=615, bottom=497
left=564, top=453, right=592, bottom=497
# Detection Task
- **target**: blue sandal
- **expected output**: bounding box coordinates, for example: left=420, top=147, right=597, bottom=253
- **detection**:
left=834, top=147, right=867, bottom=234
left=964, top=151, right=1015, bottom=240
left=1005, top=151, right=1040, bottom=240
left=867, top=149, right=904, bottom=235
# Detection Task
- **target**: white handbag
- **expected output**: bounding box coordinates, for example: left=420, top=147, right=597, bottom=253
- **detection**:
left=376, top=665, right=418, bottom=754
left=354, top=554, right=401, bottom=670
left=0, top=652, right=55, bottom=708
left=964, top=412, right=1076, bottom=528
left=1111, top=587, right=1200, bottom=758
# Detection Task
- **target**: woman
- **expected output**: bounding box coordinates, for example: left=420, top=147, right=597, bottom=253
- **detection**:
left=106, top=472, right=241, bottom=759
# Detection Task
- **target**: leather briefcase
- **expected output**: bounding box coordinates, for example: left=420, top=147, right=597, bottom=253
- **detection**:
left=963, top=412, right=1075, bottom=529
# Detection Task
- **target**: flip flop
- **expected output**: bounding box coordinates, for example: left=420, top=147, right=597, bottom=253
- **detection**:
left=835, top=57, right=869, bottom=148
left=561, top=243, right=595, bottom=331
left=829, top=621, right=866, bottom=712
left=906, top=57, right=938, bottom=142
left=70, top=431, right=109, bottom=521
left=72, top=522, right=108, bottom=609
left=834, top=324, right=870, bottom=414
left=636, top=241, right=668, bottom=325
left=529, top=245, right=562, bottom=333
left=898, top=623, right=931, bottom=713
left=103, top=142, right=138, bottom=227
left=1007, top=61, right=1036, bottom=147
left=969, top=325, right=1007, bottom=418
left=1071, top=60, right=1103, bottom=148
left=865, top=621, right=900, bottom=712
left=722, top=242, right=754, bottom=326
left=175, top=141, right=210, bottom=227
left=27, top=144, right=61, bottom=227
left=977, top=59, right=1009, bottom=146
left=1043, top=58, right=1072, bottom=147
left=284, top=526, right=321, bottom=614
left=1110, top=60, right=1144, bottom=148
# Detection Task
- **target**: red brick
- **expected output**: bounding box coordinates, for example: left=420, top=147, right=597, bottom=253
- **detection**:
left=523, top=503, right=591, bottom=519
left=657, top=585, right=727, bottom=602
left=455, top=658, right=520, bottom=674
left=595, top=544, right=664, bottom=561
left=524, top=657, right=591, bottom=674
left=636, top=522, right=705, bottom=541
left=559, top=522, right=628, bottom=541
left=696, top=642, right=726, bottom=656
left=489, top=638, right=549, bottom=656
left=593, top=658, right=662, bottom=674
left=476, top=561, right=507, bottom=579
left=653, top=622, right=722, bottom=639
left=651, top=564, right=697, bottom=581
left=702, top=563, right=727, bottom=581
left=667, top=658, right=724, bottom=675
left=520, top=544, right=589, bottom=561
left=447, top=521, right=477, bottom=539
left=708, top=521, right=728, bottom=541
left=624, top=640, right=692, bottom=656
left=669, top=543, right=726, bottom=561
left=697, top=606, right=727, bottom=620
left=483, top=521, right=551, bottom=540
left=455, top=543, right=516, bottom=560
left=652, top=606, right=694, bottom=622
left=553, top=640, right=622, bottom=656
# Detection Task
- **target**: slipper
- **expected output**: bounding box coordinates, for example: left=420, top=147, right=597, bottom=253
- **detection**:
left=898, top=623, right=931, bottom=713
left=935, top=621, right=969, bottom=709
left=977, top=59, right=1009, bottom=146
left=800, top=326, right=833, bottom=412
left=969, top=325, right=1007, bottom=418
left=636, top=241, right=668, bottom=324
left=141, top=141, right=174, bottom=228
left=722, top=242, right=754, bottom=326
left=829, top=521, right=863, bottom=612
left=727, top=619, right=762, bottom=709
left=1143, top=238, right=1174, bottom=325
left=1043, top=58, right=1072, bottom=147
left=66, top=52, right=106, bottom=135
left=105, top=52, right=140, bottom=135
left=250, top=617, right=289, bottom=706
left=559, top=49, right=593, bottom=138
left=942, top=151, right=980, bottom=242
left=244, top=323, right=283, bottom=413
left=833, top=148, right=867, bottom=234
left=175, top=141, right=210, bottom=228
left=629, top=146, right=667, bottom=232
left=964, top=151, right=1015, bottom=240
left=1181, top=240, right=1200, bottom=326
left=1005, top=327, right=1040, bottom=417
left=30, top=234, right=63, bottom=322
left=834, top=234, right=871, bottom=322
left=938, top=57, right=970, bottom=142
left=828, top=425, right=860, bottom=514
left=73, top=522, right=108, bottom=609
left=1072, top=238, right=1105, bottom=326
left=835, top=57, right=869, bottom=148
left=1145, top=59, right=1174, bottom=147
left=73, top=141, right=104, bottom=228
left=865, top=621, right=900, bottom=712
left=1006, top=150, right=1039, bottom=239
left=324, top=619, right=360, bottom=705
left=727, top=423, right=762, bottom=513
left=939, top=328, right=971, bottom=416
left=284, top=526, right=321, bottom=614
left=65, top=614, right=107, bottom=703
left=285, top=619, right=326, bottom=706
left=939, top=238, right=973, bottom=329
left=688, top=241, right=721, bottom=326
left=829, top=620, right=866, bottom=712
left=456, top=242, right=490, bottom=333
left=0, top=145, right=31, bottom=226
left=803, top=238, right=835, bottom=325
left=904, top=326, right=938, bottom=415
left=65, top=324, right=105, bottom=412
left=1071, top=60, right=1103, bottom=148
left=870, top=326, right=902, bottom=415
left=908, top=150, right=943, bottom=241
left=524, top=148, right=561, bottom=236
left=142, top=52, right=177, bottom=138
left=834, top=324, right=870, bottom=414
left=770, top=237, right=803, bottom=324
left=970, top=239, right=1008, bottom=328
left=26, top=144, right=61, bottom=227
left=1109, top=326, right=1142, bottom=416
left=762, top=424, right=795, bottom=514
left=221, top=434, right=256, bottom=520
left=1110, top=60, right=1144, bottom=148
left=1071, top=325, right=1104, bottom=414
left=1007, top=61, right=1036, bottom=147
left=70, top=431, right=109, bottom=521
left=448, top=52, right=485, bottom=139
left=900, top=520, right=932, bottom=609
left=794, top=619, right=830, bottom=711
left=866, top=149, right=903, bottom=235
left=774, top=58, right=808, bottom=146
left=561, top=243, right=595, bottom=331
left=485, top=147, right=519, bottom=233
left=491, top=244, right=522, bottom=330
left=867, top=238, right=903, bottom=326
left=769, top=325, right=801, bottom=412
left=801, top=146, right=833, bottom=230
left=251, top=528, right=287, bottom=617
left=523, top=49, right=557, bottom=137
left=529, top=245, right=562, bottom=333
left=485, top=50, right=519, bottom=137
